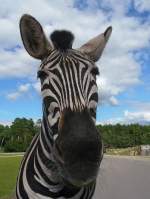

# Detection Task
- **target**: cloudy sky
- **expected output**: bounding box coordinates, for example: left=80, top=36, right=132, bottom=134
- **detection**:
left=0, top=0, right=150, bottom=125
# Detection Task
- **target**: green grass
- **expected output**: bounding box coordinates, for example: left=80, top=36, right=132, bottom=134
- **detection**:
left=0, top=155, right=23, bottom=198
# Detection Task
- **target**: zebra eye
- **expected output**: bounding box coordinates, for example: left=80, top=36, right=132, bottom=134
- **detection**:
left=37, top=70, right=48, bottom=79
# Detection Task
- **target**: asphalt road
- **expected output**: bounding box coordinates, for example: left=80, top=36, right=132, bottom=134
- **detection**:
left=93, top=155, right=150, bottom=199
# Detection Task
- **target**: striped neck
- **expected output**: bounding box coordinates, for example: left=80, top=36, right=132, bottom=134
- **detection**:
left=16, top=104, right=96, bottom=199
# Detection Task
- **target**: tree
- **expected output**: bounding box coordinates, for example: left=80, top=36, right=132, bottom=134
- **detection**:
left=0, top=124, right=5, bottom=148
left=97, top=124, right=150, bottom=149
left=0, top=125, right=11, bottom=150
left=4, top=118, right=37, bottom=152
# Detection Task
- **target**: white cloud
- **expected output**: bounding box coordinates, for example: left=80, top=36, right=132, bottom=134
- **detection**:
left=109, top=96, right=119, bottom=106
left=97, top=99, right=150, bottom=125
left=97, top=14, right=150, bottom=105
left=7, top=92, right=21, bottom=101
left=98, top=107, right=150, bottom=125
left=0, top=0, right=150, bottom=106
left=134, top=0, right=150, bottom=12
left=0, top=48, right=39, bottom=78
left=97, top=117, right=123, bottom=125
left=127, top=101, right=150, bottom=112
left=18, top=83, right=30, bottom=92
left=6, top=81, right=41, bottom=100
left=124, top=110, right=150, bottom=123
left=32, top=81, right=41, bottom=93
left=0, top=120, right=12, bottom=126
left=6, top=83, right=31, bottom=100
left=123, top=101, right=150, bottom=124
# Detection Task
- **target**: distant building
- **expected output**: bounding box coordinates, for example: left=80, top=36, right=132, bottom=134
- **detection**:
left=140, top=145, right=150, bottom=156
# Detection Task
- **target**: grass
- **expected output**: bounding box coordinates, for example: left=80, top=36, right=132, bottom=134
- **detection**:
left=0, top=155, right=23, bottom=198
left=0, top=147, right=145, bottom=198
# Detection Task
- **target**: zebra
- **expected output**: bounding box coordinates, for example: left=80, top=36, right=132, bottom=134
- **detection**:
left=16, top=14, right=112, bottom=199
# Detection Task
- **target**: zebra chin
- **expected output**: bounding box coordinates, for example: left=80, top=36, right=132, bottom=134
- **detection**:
left=60, top=160, right=100, bottom=188
left=53, top=108, right=103, bottom=188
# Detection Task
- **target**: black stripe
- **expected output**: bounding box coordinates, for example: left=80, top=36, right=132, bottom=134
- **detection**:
left=16, top=134, right=39, bottom=198
left=34, top=148, right=59, bottom=186
left=88, top=92, right=98, bottom=103
left=40, top=129, right=51, bottom=154
left=42, top=116, right=54, bottom=141
left=60, top=59, right=70, bottom=106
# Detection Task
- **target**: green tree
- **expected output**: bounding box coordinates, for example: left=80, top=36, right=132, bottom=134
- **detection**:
left=0, top=126, right=11, bottom=150
left=4, top=118, right=37, bottom=152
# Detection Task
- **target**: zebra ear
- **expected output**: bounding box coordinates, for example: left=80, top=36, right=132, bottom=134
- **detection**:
left=20, top=14, right=52, bottom=59
left=79, top=26, right=112, bottom=62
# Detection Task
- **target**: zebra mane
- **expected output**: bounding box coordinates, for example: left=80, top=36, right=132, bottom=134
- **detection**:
left=50, top=30, right=74, bottom=51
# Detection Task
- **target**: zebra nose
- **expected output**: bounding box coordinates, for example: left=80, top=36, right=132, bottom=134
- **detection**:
left=65, top=162, right=99, bottom=187
left=56, top=108, right=102, bottom=186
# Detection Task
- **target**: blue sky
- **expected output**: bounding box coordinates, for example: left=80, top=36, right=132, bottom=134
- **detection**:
left=0, top=0, right=150, bottom=125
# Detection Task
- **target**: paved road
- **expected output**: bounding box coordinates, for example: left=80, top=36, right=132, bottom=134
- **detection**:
left=94, top=155, right=150, bottom=199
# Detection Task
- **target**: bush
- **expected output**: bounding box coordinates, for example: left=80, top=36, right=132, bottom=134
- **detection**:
left=4, top=140, right=28, bottom=152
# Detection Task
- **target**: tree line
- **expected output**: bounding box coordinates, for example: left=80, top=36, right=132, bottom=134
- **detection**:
left=0, top=118, right=150, bottom=152
left=0, top=118, right=40, bottom=152
left=97, top=124, right=150, bottom=149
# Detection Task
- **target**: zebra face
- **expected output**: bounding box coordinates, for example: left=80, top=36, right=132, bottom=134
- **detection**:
left=20, top=14, right=112, bottom=187
left=38, top=48, right=99, bottom=128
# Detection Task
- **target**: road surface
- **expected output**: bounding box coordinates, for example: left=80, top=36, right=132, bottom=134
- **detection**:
left=93, top=155, right=150, bottom=199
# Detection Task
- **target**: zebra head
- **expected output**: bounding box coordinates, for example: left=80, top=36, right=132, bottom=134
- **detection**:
left=20, top=14, right=112, bottom=188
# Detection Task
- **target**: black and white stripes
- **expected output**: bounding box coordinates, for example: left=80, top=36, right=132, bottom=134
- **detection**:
left=16, top=109, right=96, bottom=199
left=16, top=49, right=99, bottom=199
left=39, top=50, right=98, bottom=126
left=17, top=14, right=112, bottom=199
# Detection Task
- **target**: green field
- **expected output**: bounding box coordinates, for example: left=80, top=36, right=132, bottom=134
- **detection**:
left=0, top=155, right=23, bottom=198
left=0, top=149, right=148, bottom=198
